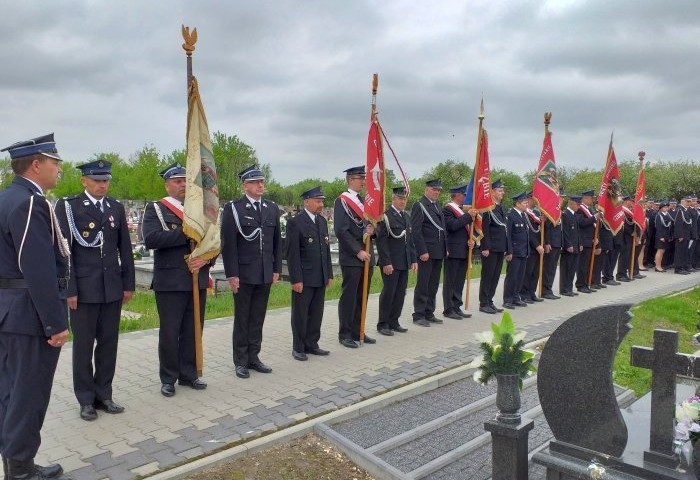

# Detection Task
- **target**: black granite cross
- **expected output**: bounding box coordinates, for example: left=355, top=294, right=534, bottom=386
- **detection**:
left=630, top=329, right=700, bottom=467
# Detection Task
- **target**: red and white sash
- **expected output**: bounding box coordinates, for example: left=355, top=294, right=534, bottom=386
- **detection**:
left=161, top=196, right=184, bottom=220
left=621, top=206, right=633, bottom=217
left=525, top=208, right=541, bottom=224
left=578, top=204, right=593, bottom=218
left=446, top=202, right=470, bottom=232
left=339, top=191, right=364, bottom=219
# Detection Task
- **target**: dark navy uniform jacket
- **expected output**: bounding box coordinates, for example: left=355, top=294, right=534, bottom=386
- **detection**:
left=443, top=203, right=473, bottom=260
left=598, top=221, right=614, bottom=251
left=55, top=193, right=135, bottom=303
left=285, top=210, right=332, bottom=288
left=544, top=217, right=562, bottom=249
left=562, top=208, right=581, bottom=251
left=333, top=193, right=376, bottom=267
left=673, top=206, right=693, bottom=240
left=0, top=177, right=68, bottom=337
left=480, top=204, right=508, bottom=253
left=376, top=206, right=417, bottom=270
left=221, top=196, right=282, bottom=285
left=506, top=208, right=528, bottom=258
left=410, top=195, right=446, bottom=259
left=524, top=209, right=542, bottom=252
left=576, top=205, right=598, bottom=248
left=142, top=200, right=212, bottom=291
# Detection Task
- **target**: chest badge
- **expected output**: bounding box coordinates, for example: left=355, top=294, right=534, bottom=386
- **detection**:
left=110, top=222, right=115, bottom=227
left=83, top=200, right=90, bottom=206
left=308, top=238, right=314, bottom=243
left=82, top=231, right=89, bottom=238
left=171, top=224, right=177, bottom=230
left=88, top=222, right=95, bottom=229
left=109, top=215, right=114, bottom=222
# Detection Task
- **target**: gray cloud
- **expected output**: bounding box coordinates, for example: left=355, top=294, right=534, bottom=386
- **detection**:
left=1, top=0, right=698, bottom=188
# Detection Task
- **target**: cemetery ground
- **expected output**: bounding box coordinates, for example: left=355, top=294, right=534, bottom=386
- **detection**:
left=179, top=286, right=700, bottom=480
left=39, top=269, right=699, bottom=480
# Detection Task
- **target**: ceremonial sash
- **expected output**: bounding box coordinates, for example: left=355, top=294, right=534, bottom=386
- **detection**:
left=161, top=197, right=184, bottom=220
left=525, top=209, right=541, bottom=224
left=339, top=192, right=364, bottom=219
left=579, top=205, right=593, bottom=218
left=447, top=202, right=470, bottom=232
left=621, top=206, right=633, bottom=217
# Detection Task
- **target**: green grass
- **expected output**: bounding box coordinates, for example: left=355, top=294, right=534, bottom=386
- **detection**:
left=613, top=287, right=700, bottom=397
left=120, top=263, right=483, bottom=334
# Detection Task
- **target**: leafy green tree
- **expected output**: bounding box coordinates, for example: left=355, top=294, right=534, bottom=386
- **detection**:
left=211, top=131, right=261, bottom=202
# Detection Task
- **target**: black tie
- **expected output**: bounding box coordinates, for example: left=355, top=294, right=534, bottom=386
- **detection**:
left=433, top=202, right=440, bottom=214
left=96, top=200, right=103, bottom=213
left=357, top=194, right=363, bottom=205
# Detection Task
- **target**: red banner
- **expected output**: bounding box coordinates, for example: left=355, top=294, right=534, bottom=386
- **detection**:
left=633, top=163, right=646, bottom=231
left=532, top=131, right=561, bottom=224
left=473, top=128, right=494, bottom=213
left=597, top=140, right=625, bottom=235
left=364, top=120, right=385, bottom=223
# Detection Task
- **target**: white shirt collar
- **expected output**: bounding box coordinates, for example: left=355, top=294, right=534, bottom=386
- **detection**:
left=304, top=208, right=316, bottom=222
left=246, top=194, right=262, bottom=205
left=567, top=207, right=576, bottom=215
left=391, top=205, right=403, bottom=215
left=84, top=190, right=103, bottom=205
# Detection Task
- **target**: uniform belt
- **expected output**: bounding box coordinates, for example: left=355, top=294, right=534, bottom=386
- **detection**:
left=0, top=278, right=69, bottom=289
left=0, top=278, right=27, bottom=288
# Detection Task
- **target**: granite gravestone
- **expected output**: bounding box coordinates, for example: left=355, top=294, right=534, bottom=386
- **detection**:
left=533, top=304, right=698, bottom=479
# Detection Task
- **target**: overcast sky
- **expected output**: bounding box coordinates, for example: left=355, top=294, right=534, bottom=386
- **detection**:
left=2, top=0, right=699, bottom=184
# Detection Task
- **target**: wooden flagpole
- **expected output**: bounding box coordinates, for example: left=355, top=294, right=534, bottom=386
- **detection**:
left=537, top=112, right=551, bottom=298
left=359, top=73, right=379, bottom=344
left=629, top=152, right=645, bottom=278
left=182, top=25, right=203, bottom=376
left=464, top=100, right=485, bottom=308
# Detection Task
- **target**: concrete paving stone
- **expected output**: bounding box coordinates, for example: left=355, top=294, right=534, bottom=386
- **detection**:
left=179, top=446, right=204, bottom=459
left=175, top=427, right=210, bottom=442
left=129, top=438, right=169, bottom=456
left=103, top=441, right=138, bottom=457
left=96, top=464, right=139, bottom=480
left=66, top=465, right=102, bottom=480
left=111, top=450, right=153, bottom=469
left=84, top=452, right=122, bottom=471
left=187, top=417, right=218, bottom=430
left=162, top=436, right=199, bottom=455
left=149, top=427, right=181, bottom=443
left=129, top=461, right=161, bottom=477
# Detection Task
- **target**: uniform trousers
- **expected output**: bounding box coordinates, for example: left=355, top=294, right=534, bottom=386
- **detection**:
left=674, top=239, right=689, bottom=272
left=559, top=251, right=579, bottom=294
left=442, top=257, right=467, bottom=314
left=338, top=265, right=373, bottom=341
left=378, top=269, right=408, bottom=330
left=413, top=258, right=442, bottom=319
left=71, top=300, right=122, bottom=406
left=0, top=333, right=60, bottom=461
left=605, top=247, right=621, bottom=281
left=617, top=243, right=633, bottom=278
left=686, top=240, right=695, bottom=269
left=478, top=252, right=504, bottom=307
left=519, top=253, right=540, bottom=300
left=575, top=247, right=594, bottom=289
left=233, top=283, right=271, bottom=366
left=291, top=285, right=325, bottom=353
left=542, top=248, right=561, bottom=295
left=503, top=256, right=527, bottom=304
left=591, top=252, right=604, bottom=285
left=155, top=290, right=205, bottom=384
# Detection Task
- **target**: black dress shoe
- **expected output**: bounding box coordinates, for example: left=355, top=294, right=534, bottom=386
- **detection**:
left=413, top=318, right=431, bottom=326
left=307, top=347, right=330, bottom=355
left=479, top=305, right=497, bottom=314
left=339, top=338, right=359, bottom=348
left=633, top=273, right=645, bottom=279
left=503, top=302, right=517, bottom=309
left=179, top=378, right=207, bottom=390
left=249, top=361, right=273, bottom=373
left=361, top=335, right=376, bottom=344
left=391, top=325, right=408, bottom=332
left=490, top=304, right=504, bottom=313
left=235, top=366, right=250, bottom=378
left=561, top=291, right=576, bottom=297
left=444, top=312, right=463, bottom=320
left=595, top=283, right=607, bottom=288
left=456, top=310, right=472, bottom=318
left=161, top=383, right=176, bottom=396
left=589, top=284, right=601, bottom=290
left=80, top=404, right=98, bottom=421
left=676, top=270, right=690, bottom=275
left=514, top=301, right=528, bottom=307
left=426, top=315, right=443, bottom=324
left=95, top=399, right=125, bottom=414
left=378, top=328, right=394, bottom=336
left=522, top=298, right=534, bottom=304
left=604, top=279, right=621, bottom=285
left=36, top=463, right=64, bottom=478
left=617, top=276, right=631, bottom=282
left=292, top=351, right=308, bottom=361
left=531, top=297, right=544, bottom=302
left=577, top=287, right=594, bottom=294
left=542, top=293, right=560, bottom=300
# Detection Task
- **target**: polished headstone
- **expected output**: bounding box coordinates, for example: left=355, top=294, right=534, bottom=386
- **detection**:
left=537, top=303, right=632, bottom=457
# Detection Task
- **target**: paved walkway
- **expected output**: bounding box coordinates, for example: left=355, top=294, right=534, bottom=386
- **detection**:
left=37, top=270, right=699, bottom=479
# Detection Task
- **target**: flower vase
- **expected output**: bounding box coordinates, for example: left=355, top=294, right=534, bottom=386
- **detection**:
left=495, top=374, right=521, bottom=424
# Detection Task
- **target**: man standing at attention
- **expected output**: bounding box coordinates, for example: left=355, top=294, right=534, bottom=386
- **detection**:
left=221, top=165, right=281, bottom=377
left=375, top=186, right=417, bottom=335
left=478, top=179, right=507, bottom=314
left=560, top=195, right=582, bottom=296
left=142, top=163, right=213, bottom=397
left=55, top=160, right=135, bottom=421
left=442, top=184, right=475, bottom=319
left=285, top=187, right=333, bottom=361
left=334, top=166, right=376, bottom=348
left=411, top=179, right=447, bottom=326
left=0, top=134, right=71, bottom=480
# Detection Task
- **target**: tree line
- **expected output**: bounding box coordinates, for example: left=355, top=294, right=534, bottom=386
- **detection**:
left=1, top=132, right=698, bottom=208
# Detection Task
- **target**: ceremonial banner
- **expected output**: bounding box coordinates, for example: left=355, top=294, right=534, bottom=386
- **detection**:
left=364, top=118, right=385, bottom=224
left=532, top=129, right=561, bottom=224
left=462, top=168, right=483, bottom=241
left=183, top=77, right=220, bottom=260
left=597, top=139, right=624, bottom=235
left=633, top=161, right=646, bottom=232
left=473, top=127, right=494, bottom=213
